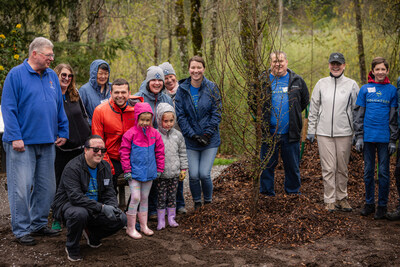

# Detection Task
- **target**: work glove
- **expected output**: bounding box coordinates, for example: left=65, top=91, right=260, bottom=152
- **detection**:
left=306, top=134, right=315, bottom=143
left=101, top=204, right=118, bottom=221
left=157, top=172, right=162, bottom=178
left=201, top=134, right=211, bottom=146
left=124, top=172, right=132, bottom=181
left=352, top=135, right=357, bottom=146
left=389, top=142, right=397, bottom=156
left=355, top=138, right=364, bottom=153
left=179, top=169, right=187, bottom=181
left=192, top=135, right=208, bottom=147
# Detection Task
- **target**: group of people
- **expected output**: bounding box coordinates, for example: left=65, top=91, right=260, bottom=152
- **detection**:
left=260, top=51, right=400, bottom=222
left=1, top=37, right=221, bottom=261
left=2, top=36, right=400, bottom=262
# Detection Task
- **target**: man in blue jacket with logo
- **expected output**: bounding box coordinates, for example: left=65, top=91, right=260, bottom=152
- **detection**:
left=1, top=37, right=69, bottom=245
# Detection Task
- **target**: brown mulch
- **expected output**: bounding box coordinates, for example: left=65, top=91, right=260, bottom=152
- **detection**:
left=180, top=141, right=398, bottom=249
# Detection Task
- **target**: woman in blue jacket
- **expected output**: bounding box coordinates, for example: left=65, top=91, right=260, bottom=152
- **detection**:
left=175, top=56, right=222, bottom=210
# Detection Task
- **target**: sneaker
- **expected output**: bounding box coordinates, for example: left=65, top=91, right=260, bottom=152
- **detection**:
left=51, top=220, right=62, bottom=232
left=374, top=206, right=387, bottom=220
left=325, top=203, right=336, bottom=212
left=65, top=247, right=83, bottom=262
left=31, top=226, right=60, bottom=237
left=336, top=198, right=352, bottom=212
left=361, top=203, right=375, bottom=216
left=177, top=207, right=187, bottom=215
left=386, top=209, right=400, bottom=221
left=83, top=230, right=102, bottom=248
left=17, top=234, right=36, bottom=246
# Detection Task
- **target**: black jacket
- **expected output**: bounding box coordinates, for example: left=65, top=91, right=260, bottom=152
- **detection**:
left=51, top=153, right=118, bottom=221
left=252, top=68, right=309, bottom=142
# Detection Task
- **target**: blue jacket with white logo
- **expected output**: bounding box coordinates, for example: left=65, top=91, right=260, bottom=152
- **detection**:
left=1, top=59, right=69, bottom=144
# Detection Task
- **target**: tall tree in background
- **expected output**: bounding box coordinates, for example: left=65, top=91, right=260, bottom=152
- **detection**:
left=67, top=0, right=82, bottom=42
left=87, top=0, right=107, bottom=44
left=190, top=0, right=203, bottom=56
left=354, top=0, right=366, bottom=84
left=176, top=0, right=189, bottom=70
left=209, top=0, right=218, bottom=64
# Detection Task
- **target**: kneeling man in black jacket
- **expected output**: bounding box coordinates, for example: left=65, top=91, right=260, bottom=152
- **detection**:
left=52, top=135, right=127, bottom=262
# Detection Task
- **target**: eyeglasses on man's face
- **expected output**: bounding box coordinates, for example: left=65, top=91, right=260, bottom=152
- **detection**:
left=38, top=52, right=55, bottom=59
left=86, top=146, right=107, bottom=153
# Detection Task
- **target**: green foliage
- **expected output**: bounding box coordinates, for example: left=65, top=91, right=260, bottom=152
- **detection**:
left=0, top=24, right=27, bottom=94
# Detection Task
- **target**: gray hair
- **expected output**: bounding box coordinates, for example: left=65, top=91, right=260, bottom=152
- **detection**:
left=270, top=51, right=287, bottom=60
left=29, top=37, right=53, bottom=57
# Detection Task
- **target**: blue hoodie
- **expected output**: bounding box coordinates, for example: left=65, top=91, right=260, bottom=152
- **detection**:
left=79, top=59, right=111, bottom=125
left=135, top=80, right=173, bottom=129
left=1, top=59, right=69, bottom=144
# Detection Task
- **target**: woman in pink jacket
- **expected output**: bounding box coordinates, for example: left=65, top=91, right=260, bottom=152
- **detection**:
left=119, top=102, right=165, bottom=239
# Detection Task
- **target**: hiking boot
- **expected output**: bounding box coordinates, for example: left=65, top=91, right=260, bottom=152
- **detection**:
left=51, top=220, right=62, bottom=232
left=374, top=206, right=387, bottom=220
left=360, top=203, right=375, bottom=216
left=386, top=208, right=400, bottom=221
left=17, top=234, right=36, bottom=246
left=325, top=203, right=336, bottom=212
left=177, top=207, right=187, bottom=215
left=336, top=198, right=352, bottom=212
left=31, top=226, right=60, bottom=237
left=83, top=229, right=102, bottom=248
left=65, top=247, right=82, bottom=262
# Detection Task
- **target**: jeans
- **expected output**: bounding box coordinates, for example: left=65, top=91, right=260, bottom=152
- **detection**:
left=4, top=142, right=56, bottom=238
left=363, top=142, right=390, bottom=206
left=395, top=145, right=400, bottom=207
left=63, top=204, right=126, bottom=253
left=187, top=147, right=218, bottom=203
left=176, top=181, right=185, bottom=209
left=260, top=134, right=301, bottom=196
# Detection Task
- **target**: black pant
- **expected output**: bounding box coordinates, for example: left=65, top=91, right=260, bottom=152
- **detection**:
left=63, top=204, right=127, bottom=253
left=55, top=148, right=83, bottom=189
left=110, top=158, right=123, bottom=192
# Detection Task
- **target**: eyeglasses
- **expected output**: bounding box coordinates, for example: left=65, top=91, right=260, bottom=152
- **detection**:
left=38, top=52, right=55, bottom=59
left=86, top=146, right=107, bottom=153
left=61, top=73, right=73, bottom=79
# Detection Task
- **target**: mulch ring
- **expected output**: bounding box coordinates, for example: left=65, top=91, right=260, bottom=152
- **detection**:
left=180, top=141, right=398, bottom=249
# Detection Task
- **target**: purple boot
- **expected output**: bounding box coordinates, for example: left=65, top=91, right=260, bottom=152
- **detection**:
left=157, top=209, right=166, bottom=230
left=167, top=208, right=179, bottom=227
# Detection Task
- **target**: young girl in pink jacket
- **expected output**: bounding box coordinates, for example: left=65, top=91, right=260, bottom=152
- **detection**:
left=119, top=102, right=165, bottom=239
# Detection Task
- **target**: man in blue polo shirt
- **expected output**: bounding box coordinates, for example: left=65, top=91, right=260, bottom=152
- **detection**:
left=1, top=37, right=69, bottom=245
left=354, top=57, right=398, bottom=220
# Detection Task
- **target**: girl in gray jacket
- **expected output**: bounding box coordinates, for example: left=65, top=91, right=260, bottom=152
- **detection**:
left=155, top=103, right=188, bottom=230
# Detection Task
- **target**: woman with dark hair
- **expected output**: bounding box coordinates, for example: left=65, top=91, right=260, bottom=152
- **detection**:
left=175, top=56, right=222, bottom=210
left=52, top=63, right=91, bottom=231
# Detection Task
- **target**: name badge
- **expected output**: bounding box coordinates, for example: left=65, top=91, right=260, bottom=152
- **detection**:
left=368, top=87, right=376, bottom=93
left=104, top=179, right=110, bottom=186
left=282, top=87, right=288, bottom=93
left=101, top=99, right=108, bottom=103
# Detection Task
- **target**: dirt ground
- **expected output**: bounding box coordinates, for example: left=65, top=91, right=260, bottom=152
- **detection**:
left=1, top=144, right=400, bottom=266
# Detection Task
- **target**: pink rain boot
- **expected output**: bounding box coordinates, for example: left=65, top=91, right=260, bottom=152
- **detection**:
left=126, top=214, right=142, bottom=239
left=137, top=212, right=154, bottom=236
left=167, top=208, right=179, bottom=227
left=157, top=209, right=166, bottom=231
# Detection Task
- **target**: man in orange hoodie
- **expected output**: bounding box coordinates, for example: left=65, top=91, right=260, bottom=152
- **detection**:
left=92, top=78, right=143, bottom=190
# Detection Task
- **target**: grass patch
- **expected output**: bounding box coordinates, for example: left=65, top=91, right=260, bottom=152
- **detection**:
left=214, top=158, right=236, bottom=166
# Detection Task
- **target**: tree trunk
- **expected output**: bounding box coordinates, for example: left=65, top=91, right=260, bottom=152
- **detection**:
left=175, top=0, right=189, bottom=71
left=87, top=0, right=107, bottom=43
left=190, top=0, right=203, bottom=56
left=354, top=0, right=366, bottom=84
left=49, top=8, right=60, bottom=42
left=67, top=0, right=82, bottom=42
left=210, top=0, right=218, bottom=64
left=167, top=0, right=173, bottom=61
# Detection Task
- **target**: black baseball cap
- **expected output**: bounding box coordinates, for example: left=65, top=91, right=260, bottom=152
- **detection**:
left=329, top=52, right=345, bottom=64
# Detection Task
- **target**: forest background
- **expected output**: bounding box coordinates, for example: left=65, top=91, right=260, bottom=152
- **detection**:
left=0, top=0, right=399, bottom=157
